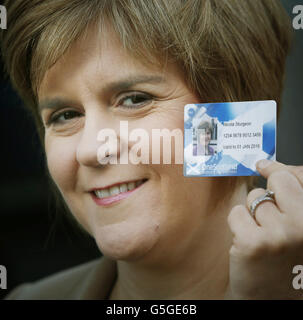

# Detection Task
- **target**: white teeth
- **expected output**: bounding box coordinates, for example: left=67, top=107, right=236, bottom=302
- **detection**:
left=101, top=189, right=110, bottom=198
left=95, top=189, right=109, bottom=198
left=119, top=183, right=128, bottom=193
left=94, top=179, right=146, bottom=198
left=95, top=190, right=102, bottom=198
left=109, top=186, right=120, bottom=196
left=127, top=182, right=136, bottom=191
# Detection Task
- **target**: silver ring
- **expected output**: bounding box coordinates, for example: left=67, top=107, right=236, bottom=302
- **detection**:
left=249, top=190, right=276, bottom=218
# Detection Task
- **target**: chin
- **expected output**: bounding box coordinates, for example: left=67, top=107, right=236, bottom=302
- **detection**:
left=93, top=219, right=160, bottom=262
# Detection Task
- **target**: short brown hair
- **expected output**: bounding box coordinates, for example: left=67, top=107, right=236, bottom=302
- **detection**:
left=0, top=0, right=293, bottom=191
left=198, top=121, right=213, bottom=133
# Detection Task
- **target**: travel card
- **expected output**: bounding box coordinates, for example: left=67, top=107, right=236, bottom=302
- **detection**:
left=184, top=101, right=276, bottom=177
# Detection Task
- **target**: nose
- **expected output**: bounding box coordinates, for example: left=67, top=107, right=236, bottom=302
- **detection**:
left=76, top=112, right=119, bottom=168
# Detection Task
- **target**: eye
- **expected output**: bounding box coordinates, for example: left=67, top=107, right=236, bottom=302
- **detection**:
left=118, top=92, right=153, bottom=109
left=47, top=110, right=82, bottom=126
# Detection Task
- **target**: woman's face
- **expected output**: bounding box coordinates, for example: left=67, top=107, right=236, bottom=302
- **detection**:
left=198, top=129, right=212, bottom=146
left=38, top=26, right=218, bottom=262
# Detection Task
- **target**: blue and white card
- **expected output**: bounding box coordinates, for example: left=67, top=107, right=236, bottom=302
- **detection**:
left=184, top=101, right=276, bottom=177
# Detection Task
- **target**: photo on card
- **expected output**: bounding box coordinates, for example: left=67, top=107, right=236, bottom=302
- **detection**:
left=192, top=119, right=218, bottom=157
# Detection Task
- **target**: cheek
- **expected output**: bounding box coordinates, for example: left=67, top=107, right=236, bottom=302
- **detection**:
left=135, top=110, right=184, bottom=165
left=45, top=136, right=77, bottom=193
left=45, top=136, right=93, bottom=234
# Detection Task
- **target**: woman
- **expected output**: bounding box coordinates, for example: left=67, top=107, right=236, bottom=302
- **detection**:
left=1, top=0, right=303, bottom=300
left=193, top=121, right=215, bottom=156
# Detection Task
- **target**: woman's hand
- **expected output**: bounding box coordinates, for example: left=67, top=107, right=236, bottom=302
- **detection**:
left=227, top=160, right=303, bottom=299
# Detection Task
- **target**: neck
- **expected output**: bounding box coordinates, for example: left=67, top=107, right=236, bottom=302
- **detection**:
left=109, top=183, right=248, bottom=300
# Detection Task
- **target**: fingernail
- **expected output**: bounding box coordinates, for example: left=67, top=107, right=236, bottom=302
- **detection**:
left=257, top=159, right=272, bottom=169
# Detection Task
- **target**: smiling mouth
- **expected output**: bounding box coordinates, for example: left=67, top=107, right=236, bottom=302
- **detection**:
left=90, top=178, right=148, bottom=206
left=92, top=179, right=147, bottom=198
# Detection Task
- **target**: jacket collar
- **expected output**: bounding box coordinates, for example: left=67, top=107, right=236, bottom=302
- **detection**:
left=78, top=255, right=117, bottom=300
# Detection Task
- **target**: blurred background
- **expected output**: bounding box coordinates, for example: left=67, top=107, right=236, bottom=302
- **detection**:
left=0, top=0, right=303, bottom=299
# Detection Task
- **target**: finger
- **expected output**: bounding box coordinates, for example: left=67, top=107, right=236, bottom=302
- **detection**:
left=246, top=188, right=282, bottom=227
left=257, top=159, right=303, bottom=188
left=228, top=205, right=262, bottom=251
left=256, top=160, right=303, bottom=214
left=228, top=204, right=258, bottom=238
left=266, top=170, right=303, bottom=214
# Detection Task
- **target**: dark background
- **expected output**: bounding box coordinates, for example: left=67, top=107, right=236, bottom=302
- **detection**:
left=0, top=1, right=303, bottom=299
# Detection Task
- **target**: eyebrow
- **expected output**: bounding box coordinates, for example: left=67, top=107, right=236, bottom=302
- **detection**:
left=38, top=75, right=165, bottom=113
